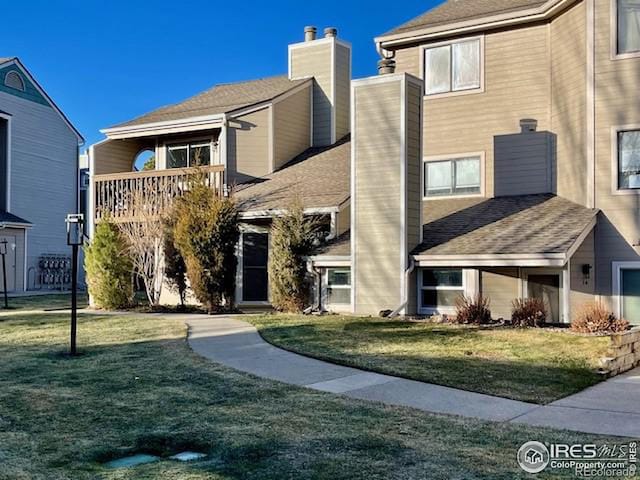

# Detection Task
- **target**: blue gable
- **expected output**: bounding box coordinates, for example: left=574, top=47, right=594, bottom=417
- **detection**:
left=0, top=64, right=50, bottom=107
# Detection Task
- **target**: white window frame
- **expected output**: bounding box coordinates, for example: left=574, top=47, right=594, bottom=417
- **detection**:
left=419, top=35, right=485, bottom=99
left=611, top=0, right=640, bottom=60
left=418, top=268, right=470, bottom=315
left=423, top=151, right=485, bottom=200
left=612, top=261, right=640, bottom=321
left=165, top=138, right=214, bottom=169
left=322, top=267, right=351, bottom=312
left=611, top=125, right=640, bottom=195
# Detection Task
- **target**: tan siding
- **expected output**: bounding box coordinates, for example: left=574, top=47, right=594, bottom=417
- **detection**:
left=226, top=107, right=270, bottom=185
left=394, top=24, right=551, bottom=199
left=335, top=44, right=351, bottom=140
left=593, top=0, right=640, bottom=297
left=570, top=229, right=596, bottom=319
left=551, top=0, right=587, bottom=206
left=290, top=43, right=333, bottom=146
left=92, top=139, right=151, bottom=175
left=273, top=85, right=312, bottom=170
left=480, top=268, right=520, bottom=319
left=337, top=200, right=350, bottom=236
left=354, top=80, right=403, bottom=314
left=406, top=82, right=422, bottom=254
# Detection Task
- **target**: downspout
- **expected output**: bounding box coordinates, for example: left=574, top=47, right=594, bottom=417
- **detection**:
left=388, top=257, right=416, bottom=318
left=375, top=40, right=395, bottom=60
left=304, top=259, right=322, bottom=314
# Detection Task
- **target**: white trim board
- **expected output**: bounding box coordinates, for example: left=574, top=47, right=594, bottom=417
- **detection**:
left=612, top=261, right=640, bottom=321
left=375, top=0, right=578, bottom=48
left=0, top=112, right=11, bottom=212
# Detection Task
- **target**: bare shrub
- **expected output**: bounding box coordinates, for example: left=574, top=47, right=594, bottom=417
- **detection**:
left=571, top=302, right=629, bottom=334
left=511, top=298, right=546, bottom=328
left=454, top=295, right=492, bottom=325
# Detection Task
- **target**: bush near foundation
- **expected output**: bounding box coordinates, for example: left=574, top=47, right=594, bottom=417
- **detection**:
left=511, top=298, right=547, bottom=327
left=163, top=211, right=188, bottom=308
left=454, top=295, right=492, bottom=325
left=172, top=179, right=239, bottom=314
left=571, top=302, right=629, bottom=334
left=269, top=201, right=319, bottom=313
left=84, top=219, right=133, bottom=310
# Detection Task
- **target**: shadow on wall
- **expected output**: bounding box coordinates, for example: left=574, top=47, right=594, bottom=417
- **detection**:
left=226, top=119, right=260, bottom=185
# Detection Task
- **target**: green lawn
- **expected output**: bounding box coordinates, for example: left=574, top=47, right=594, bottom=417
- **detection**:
left=0, top=312, right=618, bottom=479
left=249, top=315, right=611, bottom=404
left=3, top=293, right=89, bottom=311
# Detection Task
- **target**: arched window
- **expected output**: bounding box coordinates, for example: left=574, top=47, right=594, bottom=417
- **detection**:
left=4, top=71, right=25, bottom=91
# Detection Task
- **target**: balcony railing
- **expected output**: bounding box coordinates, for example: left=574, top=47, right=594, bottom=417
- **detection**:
left=93, top=165, right=225, bottom=222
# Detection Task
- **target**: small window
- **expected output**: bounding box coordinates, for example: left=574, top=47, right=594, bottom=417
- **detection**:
left=166, top=141, right=211, bottom=168
left=424, top=39, right=480, bottom=96
left=424, top=156, right=481, bottom=197
left=326, top=268, right=351, bottom=305
left=420, top=269, right=464, bottom=310
left=618, top=130, right=640, bottom=189
left=618, top=0, right=640, bottom=54
left=4, top=71, right=25, bottom=91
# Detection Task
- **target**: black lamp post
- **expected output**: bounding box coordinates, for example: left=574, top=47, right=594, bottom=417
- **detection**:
left=0, top=239, right=8, bottom=309
left=65, top=214, right=84, bottom=356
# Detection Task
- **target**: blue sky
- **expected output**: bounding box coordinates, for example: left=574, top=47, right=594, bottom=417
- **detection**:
left=0, top=0, right=439, bottom=147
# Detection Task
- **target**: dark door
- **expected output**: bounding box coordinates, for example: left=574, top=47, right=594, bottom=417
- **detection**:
left=527, top=274, right=560, bottom=323
left=242, top=232, right=268, bottom=302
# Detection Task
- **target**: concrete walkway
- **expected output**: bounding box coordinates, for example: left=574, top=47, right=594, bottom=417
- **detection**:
left=186, top=316, right=640, bottom=437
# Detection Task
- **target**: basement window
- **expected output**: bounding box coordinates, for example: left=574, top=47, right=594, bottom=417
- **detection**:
left=617, top=0, right=640, bottom=54
left=420, top=269, right=464, bottom=313
left=423, top=38, right=482, bottom=96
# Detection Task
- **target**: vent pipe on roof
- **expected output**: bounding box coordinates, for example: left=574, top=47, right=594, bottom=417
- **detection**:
left=520, top=118, right=538, bottom=133
left=304, top=26, right=317, bottom=42
left=378, top=58, right=396, bottom=75
left=324, top=27, right=338, bottom=38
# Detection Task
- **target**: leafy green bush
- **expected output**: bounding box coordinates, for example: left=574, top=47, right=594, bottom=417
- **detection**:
left=571, top=302, right=629, bottom=334
left=454, top=294, right=492, bottom=325
left=163, top=212, right=187, bottom=308
left=84, top=219, right=133, bottom=309
left=173, top=180, right=239, bottom=313
left=511, top=298, right=546, bottom=327
left=268, top=201, right=320, bottom=313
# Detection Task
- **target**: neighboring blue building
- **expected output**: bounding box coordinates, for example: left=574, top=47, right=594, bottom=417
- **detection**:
left=0, top=57, right=84, bottom=293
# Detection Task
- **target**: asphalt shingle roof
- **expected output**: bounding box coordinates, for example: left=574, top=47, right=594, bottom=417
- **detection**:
left=383, top=0, right=548, bottom=37
left=313, top=231, right=351, bottom=257
left=235, top=136, right=350, bottom=213
left=110, top=76, right=310, bottom=129
left=414, top=194, right=597, bottom=257
left=0, top=211, right=31, bottom=225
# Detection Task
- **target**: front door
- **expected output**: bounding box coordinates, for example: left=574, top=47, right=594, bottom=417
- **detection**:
left=242, top=232, right=269, bottom=303
left=0, top=235, right=16, bottom=292
left=527, top=274, right=561, bottom=323
left=621, top=269, right=640, bottom=325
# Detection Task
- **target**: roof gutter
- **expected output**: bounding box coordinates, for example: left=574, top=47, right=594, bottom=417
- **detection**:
left=101, top=113, right=226, bottom=139
left=238, top=206, right=340, bottom=220
left=375, top=0, right=577, bottom=50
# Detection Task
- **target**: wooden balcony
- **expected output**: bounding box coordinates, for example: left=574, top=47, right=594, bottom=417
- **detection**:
left=93, top=165, right=225, bottom=222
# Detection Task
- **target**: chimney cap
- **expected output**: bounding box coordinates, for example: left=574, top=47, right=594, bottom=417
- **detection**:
left=378, top=58, right=396, bottom=75
left=324, top=27, right=338, bottom=38
left=520, top=118, right=538, bottom=133
left=304, top=26, right=317, bottom=42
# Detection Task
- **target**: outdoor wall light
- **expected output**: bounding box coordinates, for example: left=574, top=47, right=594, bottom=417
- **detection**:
left=582, top=264, right=592, bottom=282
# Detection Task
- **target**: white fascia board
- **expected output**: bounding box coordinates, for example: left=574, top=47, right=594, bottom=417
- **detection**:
left=101, top=114, right=225, bottom=139
left=414, top=254, right=567, bottom=268
left=0, top=222, right=33, bottom=229
left=565, top=215, right=598, bottom=260
left=376, top=0, right=577, bottom=48
left=238, top=206, right=339, bottom=220
left=309, top=257, right=351, bottom=267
